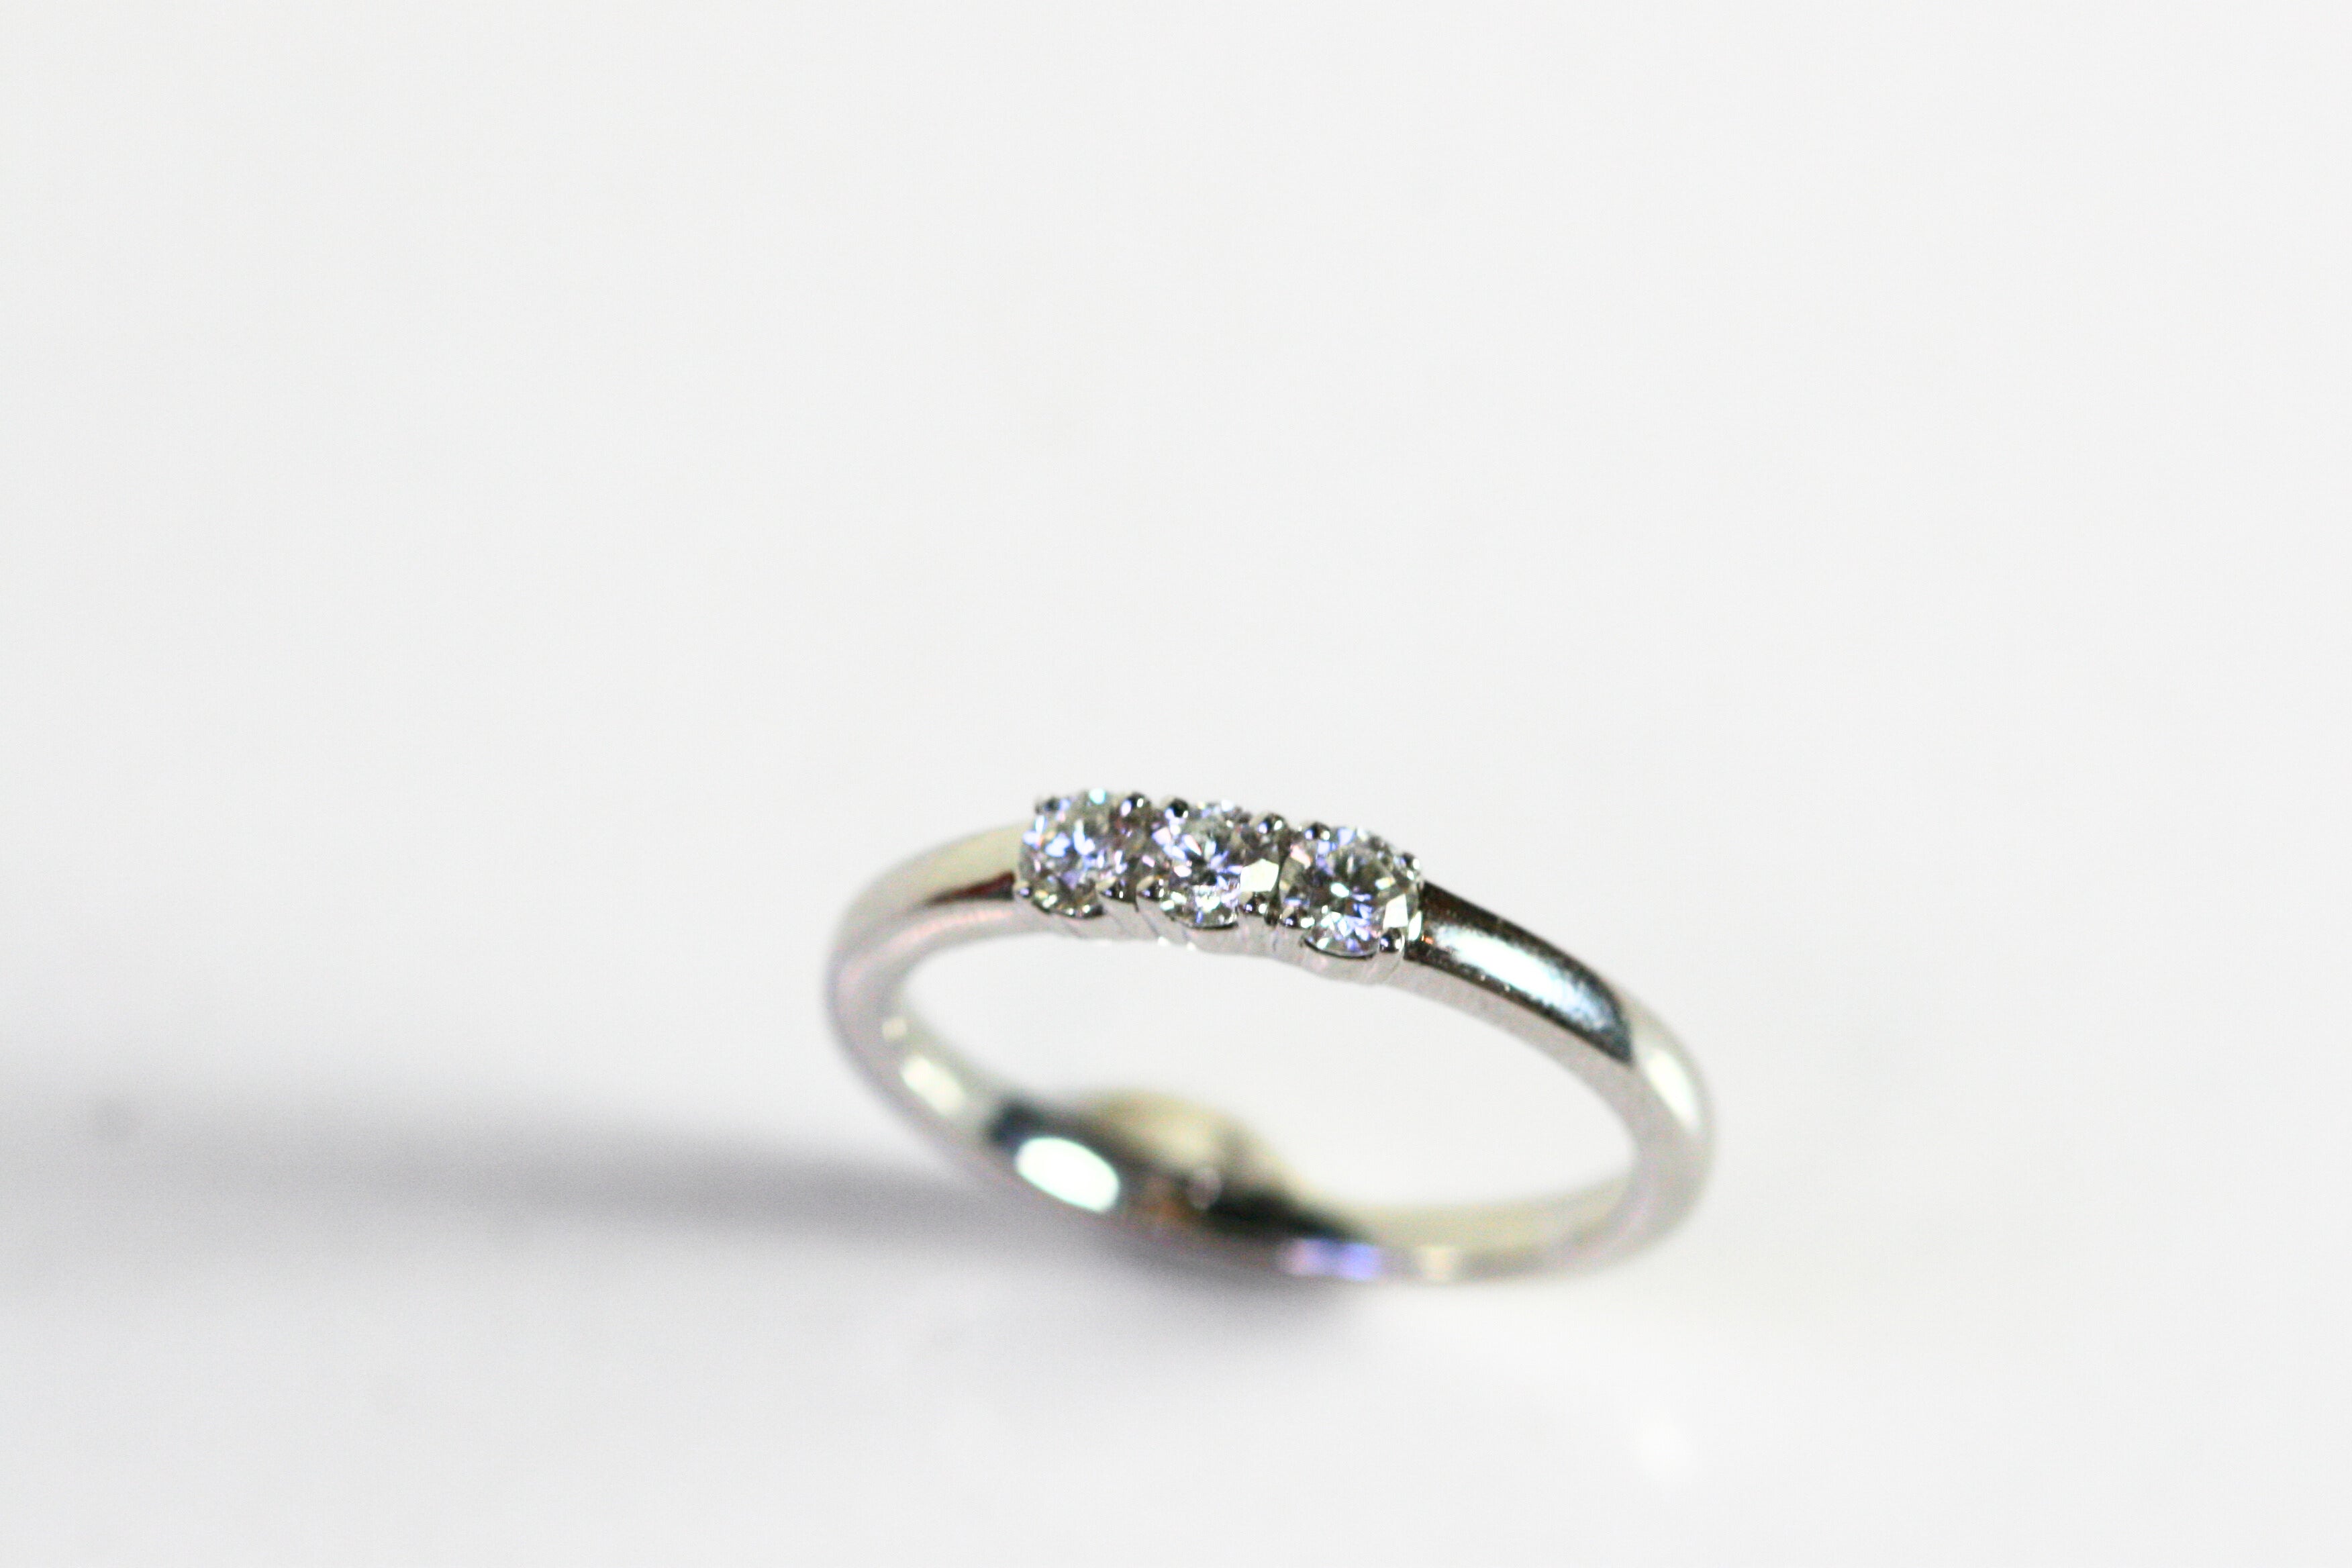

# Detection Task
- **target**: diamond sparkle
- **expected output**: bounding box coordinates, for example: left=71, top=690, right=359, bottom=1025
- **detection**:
left=1275, top=825, right=1420, bottom=957
left=1144, top=801, right=1281, bottom=929
left=1018, top=790, right=1144, bottom=916
left=1018, top=790, right=1421, bottom=962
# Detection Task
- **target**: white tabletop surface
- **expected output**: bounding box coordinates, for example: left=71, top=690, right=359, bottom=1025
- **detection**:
left=3, top=5, right=2346, bottom=1563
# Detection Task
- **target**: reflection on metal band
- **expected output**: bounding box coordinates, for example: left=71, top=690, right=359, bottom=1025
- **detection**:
left=1413, top=889, right=1631, bottom=1061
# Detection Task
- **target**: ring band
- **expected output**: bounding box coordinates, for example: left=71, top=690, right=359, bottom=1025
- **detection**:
left=824, top=791, right=1712, bottom=1282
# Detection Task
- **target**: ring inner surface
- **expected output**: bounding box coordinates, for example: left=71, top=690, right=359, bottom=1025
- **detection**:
left=879, top=977, right=1626, bottom=1283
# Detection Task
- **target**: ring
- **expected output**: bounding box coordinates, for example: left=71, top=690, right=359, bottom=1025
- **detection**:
left=825, top=789, right=1713, bottom=1282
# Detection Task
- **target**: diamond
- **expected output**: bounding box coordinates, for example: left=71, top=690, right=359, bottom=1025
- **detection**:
left=1019, top=790, right=1144, bottom=916
left=1276, top=825, right=1420, bottom=957
left=1143, top=801, right=1283, bottom=929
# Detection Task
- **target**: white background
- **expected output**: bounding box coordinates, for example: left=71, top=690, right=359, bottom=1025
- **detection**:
left=3, top=3, right=2347, bottom=1563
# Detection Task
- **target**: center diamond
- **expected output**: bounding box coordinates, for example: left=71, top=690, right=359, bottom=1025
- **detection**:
left=1144, top=801, right=1281, bottom=929
left=1276, top=825, right=1421, bottom=957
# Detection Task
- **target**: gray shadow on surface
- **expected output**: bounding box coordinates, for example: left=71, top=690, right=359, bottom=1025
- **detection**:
left=3, top=1063, right=1332, bottom=1308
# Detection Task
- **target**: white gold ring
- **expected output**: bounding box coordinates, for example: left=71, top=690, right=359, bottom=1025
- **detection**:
left=825, top=790, right=1713, bottom=1282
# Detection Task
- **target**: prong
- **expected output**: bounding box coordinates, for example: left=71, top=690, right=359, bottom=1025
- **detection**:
left=1163, top=797, right=1190, bottom=819
left=1135, top=893, right=1183, bottom=944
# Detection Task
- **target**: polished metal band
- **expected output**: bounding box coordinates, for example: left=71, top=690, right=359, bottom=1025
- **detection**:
left=825, top=824, right=1712, bottom=1282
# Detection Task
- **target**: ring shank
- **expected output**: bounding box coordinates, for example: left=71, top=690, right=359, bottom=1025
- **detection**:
left=826, top=827, right=1711, bottom=1282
